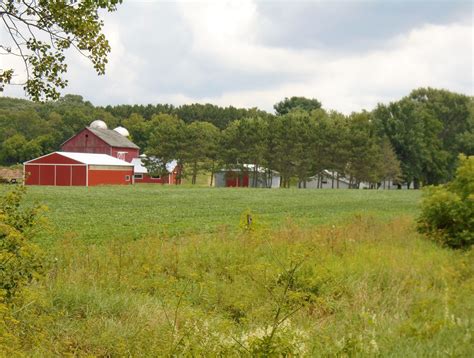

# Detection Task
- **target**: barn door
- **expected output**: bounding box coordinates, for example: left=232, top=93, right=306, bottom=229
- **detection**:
left=56, top=166, right=72, bottom=186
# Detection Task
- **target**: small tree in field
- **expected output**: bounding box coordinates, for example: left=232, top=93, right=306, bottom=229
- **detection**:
left=417, top=155, right=473, bottom=249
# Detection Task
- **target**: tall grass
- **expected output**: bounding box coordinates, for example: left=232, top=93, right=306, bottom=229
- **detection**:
left=13, top=216, right=473, bottom=356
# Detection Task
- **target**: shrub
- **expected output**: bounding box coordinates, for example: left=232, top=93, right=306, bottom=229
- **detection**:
left=0, top=186, right=48, bottom=354
left=417, top=155, right=473, bottom=249
left=0, top=186, right=46, bottom=300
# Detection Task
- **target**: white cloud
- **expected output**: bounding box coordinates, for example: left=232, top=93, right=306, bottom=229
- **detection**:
left=168, top=17, right=473, bottom=113
left=1, top=0, right=472, bottom=113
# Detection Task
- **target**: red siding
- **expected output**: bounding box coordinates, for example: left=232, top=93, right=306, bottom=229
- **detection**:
left=61, top=128, right=139, bottom=162
left=88, top=168, right=133, bottom=186
left=25, top=163, right=87, bottom=186
left=24, top=164, right=40, bottom=185
left=72, top=166, right=87, bottom=186
left=56, top=166, right=71, bottom=186
left=134, top=167, right=181, bottom=185
left=61, top=128, right=113, bottom=156
left=226, top=173, right=249, bottom=187
left=111, top=147, right=139, bottom=162
left=27, top=152, right=82, bottom=165
left=39, top=166, right=55, bottom=185
left=134, top=173, right=168, bottom=184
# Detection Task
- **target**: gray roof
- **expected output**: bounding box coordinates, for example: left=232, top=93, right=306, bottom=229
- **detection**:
left=87, top=127, right=139, bottom=149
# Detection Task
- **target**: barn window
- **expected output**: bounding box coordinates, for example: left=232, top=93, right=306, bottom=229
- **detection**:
left=117, top=152, right=128, bottom=161
left=125, top=175, right=130, bottom=181
left=151, top=174, right=160, bottom=179
left=134, top=174, right=143, bottom=179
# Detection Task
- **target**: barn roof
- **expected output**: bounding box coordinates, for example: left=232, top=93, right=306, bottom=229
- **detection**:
left=86, top=127, right=139, bottom=149
left=59, top=152, right=134, bottom=166
left=25, top=152, right=133, bottom=166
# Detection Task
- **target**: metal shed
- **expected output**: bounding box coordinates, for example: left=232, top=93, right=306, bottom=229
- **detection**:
left=214, top=165, right=281, bottom=188
left=24, top=152, right=134, bottom=186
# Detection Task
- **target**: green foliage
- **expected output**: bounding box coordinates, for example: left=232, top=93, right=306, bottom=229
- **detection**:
left=373, top=88, right=473, bottom=185
left=1, top=1, right=122, bottom=101
left=0, top=186, right=50, bottom=355
left=13, top=215, right=473, bottom=356
left=273, top=96, right=322, bottom=115
left=418, top=155, right=474, bottom=249
left=221, top=116, right=269, bottom=187
left=0, top=186, right=46, bottom=300
left=182, top=121, right=220, bottom=184
left=0, top=186, right=472, bottom=355
left=0, top=87, right=471, bottom=189
left=146, top=113, right=186, bottom=178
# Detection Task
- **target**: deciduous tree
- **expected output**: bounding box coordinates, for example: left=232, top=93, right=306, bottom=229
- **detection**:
left=0, top=0, right=122, bottom=101
left=274, top=96, right=322, bottom=116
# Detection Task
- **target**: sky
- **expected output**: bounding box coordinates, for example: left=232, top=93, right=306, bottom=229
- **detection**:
left=2, top=0, right=473, bottom=113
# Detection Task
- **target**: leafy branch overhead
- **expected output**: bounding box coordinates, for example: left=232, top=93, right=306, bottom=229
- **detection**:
left=0, top=0, right=122, bottom=101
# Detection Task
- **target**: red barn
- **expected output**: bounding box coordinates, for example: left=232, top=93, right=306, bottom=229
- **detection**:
left=61, top=124, right=139, bottom=163
left=24, top=152, right=134, bottom=186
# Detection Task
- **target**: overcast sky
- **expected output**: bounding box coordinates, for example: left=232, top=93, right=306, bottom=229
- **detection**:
left=3, top=0, right=473, bottom=113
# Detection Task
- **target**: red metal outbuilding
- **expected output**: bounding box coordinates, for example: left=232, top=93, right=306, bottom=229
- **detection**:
left=24, top=152, right=134, bottom=186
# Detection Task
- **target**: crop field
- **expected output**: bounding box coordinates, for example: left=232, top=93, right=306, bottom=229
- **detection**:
left=23, top=185, right=421, bottom=243
left=3, top=185, right=473, bottom=356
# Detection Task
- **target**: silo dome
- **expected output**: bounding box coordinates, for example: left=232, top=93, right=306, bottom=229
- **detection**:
left=90, top=120, right=108, bottom=129
left=113, top=126, right=130, bottom=137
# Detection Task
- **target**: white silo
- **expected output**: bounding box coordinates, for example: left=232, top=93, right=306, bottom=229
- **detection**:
left=89, top=120, right=108, bottom=129
left=113, top=126, right=130, bottom=137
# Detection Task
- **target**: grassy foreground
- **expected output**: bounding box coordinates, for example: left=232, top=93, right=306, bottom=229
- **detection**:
left=3, top=186, right=473, bottom=356
left=9, top=216, right=474, bottom=356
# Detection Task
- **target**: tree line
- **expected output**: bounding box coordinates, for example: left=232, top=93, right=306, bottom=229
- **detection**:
left=0, top=88, right=472, bottom=188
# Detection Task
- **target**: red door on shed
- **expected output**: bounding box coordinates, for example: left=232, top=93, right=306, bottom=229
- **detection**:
left=56, top=166, right=71, bottom=186
left=24, top=165, right=40, bottom=185
left=72, top=166, right=87, bottom=186
left=39, top=166, right=55, bottom=185
left=226, top=173, right=249, bottom=187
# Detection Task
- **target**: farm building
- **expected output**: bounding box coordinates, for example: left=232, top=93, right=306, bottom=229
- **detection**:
left=214, top=165, right=280, bottom=188
left=61, top=120, right=139, bottom=163
left=131, top=156, right=181, bottom=184
left=24, top=152, right=134, bottom=186
left=306, top=170, right=410, bottom=189
left=305, top=171, right=353, bottom=189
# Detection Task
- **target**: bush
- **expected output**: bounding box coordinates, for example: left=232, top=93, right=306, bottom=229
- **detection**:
left=417, top=155, right=473, bottom=249
left=0, top=186, right=46, bottom=300
left=0, top=186, right=48, bottom=354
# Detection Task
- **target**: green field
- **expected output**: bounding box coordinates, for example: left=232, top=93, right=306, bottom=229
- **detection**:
left=24, top=185, right=421, bottom=243
left=3, top=185, right=473, bottom=356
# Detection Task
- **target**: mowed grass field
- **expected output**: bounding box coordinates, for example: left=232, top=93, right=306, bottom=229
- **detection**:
left=24, top=185, right=421, bottom=243
left=4, top=185, right=473, bottom=356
